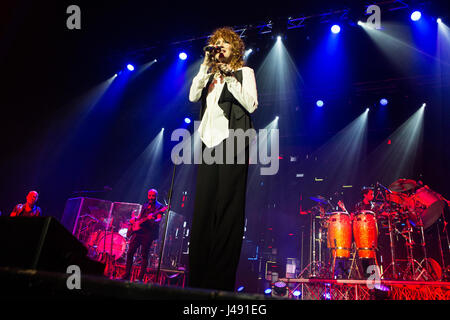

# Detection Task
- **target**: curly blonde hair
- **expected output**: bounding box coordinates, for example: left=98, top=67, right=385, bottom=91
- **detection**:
left=207, top=27, right=245, bottom=74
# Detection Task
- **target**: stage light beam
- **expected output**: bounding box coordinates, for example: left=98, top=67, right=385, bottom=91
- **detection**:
left=127, top=64, right=135, bottom=71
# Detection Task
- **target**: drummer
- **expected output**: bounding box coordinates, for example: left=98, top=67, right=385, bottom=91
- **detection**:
left=354, top=187, right=378, bottom=279
left=354, top=187, right=375, bottom=212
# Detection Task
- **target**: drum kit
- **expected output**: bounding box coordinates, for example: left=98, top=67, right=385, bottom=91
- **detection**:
left=302, top=179, right=450, bottom=281
left=77, top=214, right=130, bottom=269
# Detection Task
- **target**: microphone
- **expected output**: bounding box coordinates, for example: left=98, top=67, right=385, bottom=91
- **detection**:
left=203, top=45, right=221, bottom=52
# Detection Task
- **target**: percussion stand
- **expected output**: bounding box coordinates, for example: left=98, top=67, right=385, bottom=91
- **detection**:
left=402, top=219, right=417, bottom=280
left=386, top=212, right=398, bottom=279
left=109, top=225, right=117, bottom=279
left=436, top=222, right=446, bottom=279
left=318, top=223, right=325, bottom=274
left=303, top=211, right=321, bottom=278
left=310, top=212, right=317, bottom=277
left=415, top=213, right=436, bottom=280
left=439, top=209, right=450, bottom=267
left=348, top=243, right=362, bottom=279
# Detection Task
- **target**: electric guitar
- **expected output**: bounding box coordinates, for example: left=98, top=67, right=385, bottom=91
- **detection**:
left=126, top=205, right=168, bottom=237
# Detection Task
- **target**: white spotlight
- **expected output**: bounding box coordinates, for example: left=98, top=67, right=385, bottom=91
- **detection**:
left=357, top=21, right=363, bottom=26
left=277, top=35, right=281, bottom=41
left=422, top=103, right=426, bottom=108
left=437, top=18, right=442, bottom=24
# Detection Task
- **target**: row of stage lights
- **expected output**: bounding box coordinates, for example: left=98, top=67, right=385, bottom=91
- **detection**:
left=183, top=102, right=424, bottom=127
left=115, top=10, right=444, bottom=75
left=316, top=98, right=389, bottom=108
left=113, top=9, right=433, bottom=126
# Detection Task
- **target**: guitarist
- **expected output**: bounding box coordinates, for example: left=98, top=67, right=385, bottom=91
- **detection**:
left=122, top=189, right=167, bottom=281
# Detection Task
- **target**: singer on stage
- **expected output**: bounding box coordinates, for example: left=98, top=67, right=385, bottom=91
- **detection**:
left=188, top=27, right=258, bottom=291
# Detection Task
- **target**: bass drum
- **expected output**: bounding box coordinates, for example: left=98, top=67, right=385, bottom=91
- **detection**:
left=353, top=210, right=378, bottom=259
left=410, top=186, right=446, bottom=229
left=96, top=232, right=127, bottom=261
left=327, top=212, right=352, bottom=259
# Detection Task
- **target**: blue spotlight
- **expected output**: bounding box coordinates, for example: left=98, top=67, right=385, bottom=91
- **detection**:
left=293, top=290, right=301, bottom=297
left=411, top=11, right=422, bottom=21
left=184, top=117, right=191, bottom=124
left=331, top=25, right=341, bottom=34
left=237, top=286, right=244, bottom=292
left=179, top=52, right=187, bottom=60
left=316, top=100, right=324, bottom=107
left=380, top=98, right=388, bottom=106
left=264, top=288, right=272, bottom=295
left=127, top=64, right=135, bottom=71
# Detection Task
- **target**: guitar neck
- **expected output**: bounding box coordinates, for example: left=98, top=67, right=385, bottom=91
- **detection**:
left=139, top=206, right=167, bottom=221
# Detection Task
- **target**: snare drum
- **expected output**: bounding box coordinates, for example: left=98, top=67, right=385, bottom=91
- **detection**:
left=327, top=212, right=352, bottom=259
left=353, top=210, right=378, bottom=259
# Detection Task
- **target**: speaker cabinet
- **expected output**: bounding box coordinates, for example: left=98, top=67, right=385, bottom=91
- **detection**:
left=0, top=217, right=104, bottom=275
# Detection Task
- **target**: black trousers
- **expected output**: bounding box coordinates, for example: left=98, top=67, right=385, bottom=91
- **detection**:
left=123, top=233, right=153, bottom=280
left=188, top=138, right=249, bottom=291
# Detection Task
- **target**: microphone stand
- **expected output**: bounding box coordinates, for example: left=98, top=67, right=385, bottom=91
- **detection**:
left=155, top=161, right=177, bottom=285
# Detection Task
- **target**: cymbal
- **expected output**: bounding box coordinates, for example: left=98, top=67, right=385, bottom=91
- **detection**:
left=389, top=179, right=417, bottom=193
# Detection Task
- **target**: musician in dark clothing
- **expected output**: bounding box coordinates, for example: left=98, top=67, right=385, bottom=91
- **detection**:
left=121, top=189, right=167, bottom=281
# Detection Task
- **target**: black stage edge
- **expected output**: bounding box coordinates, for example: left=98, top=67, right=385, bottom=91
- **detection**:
left=0, top=269, right=440, bottom=319
left=0, top=267, right=278, bottom=300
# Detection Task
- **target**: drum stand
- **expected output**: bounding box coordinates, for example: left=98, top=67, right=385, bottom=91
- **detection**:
left=401, top=219, right=420, bottom=280
left=415, top=214, right=438, bottom=281
left=437, top=211, right=450, bottom=278
left=382, top=212, right=399, bottom=279
left=298, top=213, right=329, bottom=279
left=348, top=243, right=362, bottom=279
left=301, top=213, right=326, bottom=278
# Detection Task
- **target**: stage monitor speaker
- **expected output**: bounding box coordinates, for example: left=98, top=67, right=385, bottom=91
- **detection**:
left=0, top=217, right=105, bottom=275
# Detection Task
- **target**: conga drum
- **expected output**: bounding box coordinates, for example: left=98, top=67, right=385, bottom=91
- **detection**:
left=353, top=210, right=378, bottom=259
left=327, top=212, right=352, bottom=259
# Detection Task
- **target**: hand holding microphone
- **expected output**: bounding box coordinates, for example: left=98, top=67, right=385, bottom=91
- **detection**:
left=202, top=45, right=222, bottom=66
